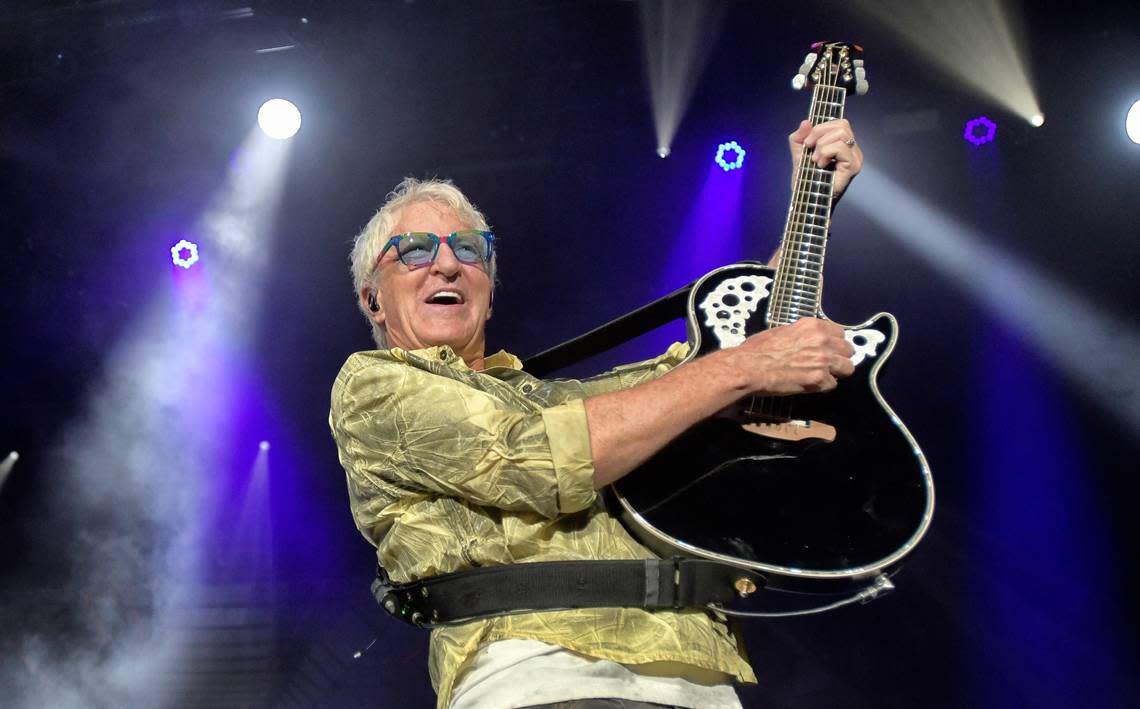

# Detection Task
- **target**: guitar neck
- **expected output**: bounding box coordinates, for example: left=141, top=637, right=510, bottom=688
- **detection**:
left=770, top=81, right=849, bottom=326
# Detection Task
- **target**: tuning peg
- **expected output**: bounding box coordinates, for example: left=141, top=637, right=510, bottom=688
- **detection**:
left=855, top=79, right=869, bottom=95
left=798, top=52, right=818, bottom=76
left=853, top=59, right=865, bottom=68
left=792, top=51, right=817, bottom=90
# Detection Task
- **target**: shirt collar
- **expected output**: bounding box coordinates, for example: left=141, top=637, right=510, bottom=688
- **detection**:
left=398, top=346, right=522, bottom=371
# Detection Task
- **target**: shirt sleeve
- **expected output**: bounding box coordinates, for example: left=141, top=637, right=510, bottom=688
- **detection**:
left=330, top=352, right=597, bottom=523
left=577, top=341, right=692, bottom=397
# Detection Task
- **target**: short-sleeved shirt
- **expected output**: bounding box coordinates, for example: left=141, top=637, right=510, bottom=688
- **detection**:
left=329, top=344, right=756, bottom=708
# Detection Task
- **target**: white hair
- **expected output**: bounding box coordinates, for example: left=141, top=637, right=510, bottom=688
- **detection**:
left=349, top=177, right=495, bottom=348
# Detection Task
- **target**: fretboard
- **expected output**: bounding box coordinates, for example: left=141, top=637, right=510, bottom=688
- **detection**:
left=769, top=81, right=848, bottom=326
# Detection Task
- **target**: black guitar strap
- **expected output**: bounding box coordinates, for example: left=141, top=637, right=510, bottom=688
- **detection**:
left=371, top=558, right=766, bottom=628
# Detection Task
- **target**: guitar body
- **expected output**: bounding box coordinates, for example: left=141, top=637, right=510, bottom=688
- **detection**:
left=610, top=263, right=934, bottom=593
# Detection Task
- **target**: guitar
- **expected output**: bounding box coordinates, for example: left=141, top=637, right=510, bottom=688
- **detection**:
left=610, top=42, right=934, bottom=595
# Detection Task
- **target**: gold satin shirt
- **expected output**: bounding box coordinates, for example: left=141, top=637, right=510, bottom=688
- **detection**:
left=329, top=343, right=756, bottom=708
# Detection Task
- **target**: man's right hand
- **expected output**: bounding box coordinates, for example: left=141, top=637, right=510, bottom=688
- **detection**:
left=725, top=317, right=856, bottom=395
left=585, top=317, right=857, bottom=488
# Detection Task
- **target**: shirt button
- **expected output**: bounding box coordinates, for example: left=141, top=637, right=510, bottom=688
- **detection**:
left=520, top=383, right=535, bottom=394
left=438, top=348, right=450, bottom=360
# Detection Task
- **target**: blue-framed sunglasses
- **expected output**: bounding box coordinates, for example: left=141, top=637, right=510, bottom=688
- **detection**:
left=379, top=230, right=495, bottom=269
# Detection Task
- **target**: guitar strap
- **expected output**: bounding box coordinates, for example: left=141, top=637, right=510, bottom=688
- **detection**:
left=523, top=260, right=767, bottom=377
left=371, top=558, right=766, bottom=628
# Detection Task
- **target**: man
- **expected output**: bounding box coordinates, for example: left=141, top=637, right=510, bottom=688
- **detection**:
left=330, top=119, right=863, bottom=709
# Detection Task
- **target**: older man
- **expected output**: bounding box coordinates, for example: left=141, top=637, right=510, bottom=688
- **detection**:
left=330, top=119, right=863, bottom=709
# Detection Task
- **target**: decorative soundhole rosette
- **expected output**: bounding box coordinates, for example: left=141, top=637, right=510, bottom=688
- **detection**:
left=845, top=327, right=886, bottom=366
left=698, top=275, right=772, bottom=348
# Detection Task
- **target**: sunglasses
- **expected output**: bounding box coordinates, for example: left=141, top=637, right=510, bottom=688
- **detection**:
left=379, top=230, right=495, bottom=269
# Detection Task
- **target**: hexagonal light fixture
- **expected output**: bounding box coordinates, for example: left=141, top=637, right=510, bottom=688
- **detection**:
left=715, top=141, right=747, bottom=171
left=963, top=116, right=997, bottom=146
left=170, top=239, right=200, bottom=269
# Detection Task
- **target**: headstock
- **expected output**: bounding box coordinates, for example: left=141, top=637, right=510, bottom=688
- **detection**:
left=792, top=41, right=868, bottom=95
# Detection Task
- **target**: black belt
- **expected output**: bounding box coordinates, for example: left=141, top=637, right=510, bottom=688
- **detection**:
left=371, top=558, right=766, bottom=627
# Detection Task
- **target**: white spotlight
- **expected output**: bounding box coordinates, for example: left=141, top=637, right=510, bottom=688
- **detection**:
left=657, top=146, right=671, bottom=158
left=1029, top=113, right=1045, bottom=127
left=259, top=441, right=271, bottom=452
left=257, top=99, right=301, bottom=140
left=1, top=451, right=19, bottom=490
left=1127, top=100, right=1140, bottom=145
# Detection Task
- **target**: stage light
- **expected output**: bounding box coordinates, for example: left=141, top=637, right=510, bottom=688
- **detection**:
left=845, top=0, right=1042, bottom=125
left=0, top=451, right=18, bottom=491
left=964, top=116, right=997, bottom=146
left=1029, top=113, right=1045, bottom=127
left=170, top=239, right=200, bottom=269
left=259, top=440, right=270, bottom=451
left=640, top=1, right=724, bottom=168
left=657, top=146, right=671, bottom=158
left=1127, top=100, right=1140, bottom=145
left=257, top=98, right=301, bottom=140
left=715, top=141, right=746, bottom=171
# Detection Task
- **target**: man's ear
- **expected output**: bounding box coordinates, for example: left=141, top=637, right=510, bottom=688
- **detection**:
left=363, top=289, right=385, bottom=326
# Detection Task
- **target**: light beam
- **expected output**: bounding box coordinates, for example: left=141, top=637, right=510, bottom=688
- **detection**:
left=639, top=0, right=724, bottom=157
left=0, top=451, right=18, bottom=492
left=846, top=165, right=1140, bottom=436
left=842, top=0, right=1042, bottom=123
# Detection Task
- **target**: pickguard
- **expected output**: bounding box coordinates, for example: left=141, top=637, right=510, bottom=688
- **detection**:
left=696, top=275, right=772, bottom=348
left=846, top=327, right=887, bottom=366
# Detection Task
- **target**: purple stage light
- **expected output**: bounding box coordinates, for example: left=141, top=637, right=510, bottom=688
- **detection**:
left=171, top=239, right=200, bottom=269
left=715, top=141, right=746, bottom=171
left=964, top=116, right=997, bottom=146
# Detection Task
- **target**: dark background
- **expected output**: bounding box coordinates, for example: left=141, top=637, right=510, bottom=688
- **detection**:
left=1, top=1, right=1138, bottom=707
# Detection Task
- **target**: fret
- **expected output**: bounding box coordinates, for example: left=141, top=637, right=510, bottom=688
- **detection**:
left=788, top=227, right=827, bottom=239
left=783, top=247, right=824, bottom=257
left=783, top=255, right=823, bottom=266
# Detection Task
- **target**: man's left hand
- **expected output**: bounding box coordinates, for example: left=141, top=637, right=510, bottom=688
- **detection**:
left=788, top=119, right=863, bottom=199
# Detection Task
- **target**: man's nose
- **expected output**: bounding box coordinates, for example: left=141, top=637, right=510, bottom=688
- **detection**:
left=430, top=242, right=462, bottom=276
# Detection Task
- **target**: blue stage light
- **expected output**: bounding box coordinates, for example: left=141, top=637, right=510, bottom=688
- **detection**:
left=964, top=116, right=997, bottom=146
left=170, top=239, right=200, bottom=269
left=715, top=141, right=746, bottom=171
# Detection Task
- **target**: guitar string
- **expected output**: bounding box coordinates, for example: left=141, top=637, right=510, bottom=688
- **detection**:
left=769, top=72, right=829, bottom=418
left=752, top=54, right=845, bottom=421
left=757, top=64, right=822, bottom=418
left=755, top=76, right=819, bottom=419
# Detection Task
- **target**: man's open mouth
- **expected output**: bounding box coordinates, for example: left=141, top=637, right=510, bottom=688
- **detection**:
left=426, top=290, right=464, bottom=305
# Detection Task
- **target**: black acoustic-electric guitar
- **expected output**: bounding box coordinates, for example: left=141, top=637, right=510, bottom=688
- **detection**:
left=610, top=43, right=934, bottom=596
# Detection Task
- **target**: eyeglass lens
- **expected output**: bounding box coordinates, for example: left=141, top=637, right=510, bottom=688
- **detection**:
left=397, top=231, right=490, bottom=267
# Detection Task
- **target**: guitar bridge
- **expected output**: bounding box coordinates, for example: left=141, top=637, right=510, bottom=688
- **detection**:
left=740, top=418, right=837, bottom=443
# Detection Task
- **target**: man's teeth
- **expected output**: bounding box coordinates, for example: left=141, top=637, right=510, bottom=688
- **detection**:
left=429, top=292, right=461, bottom=304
